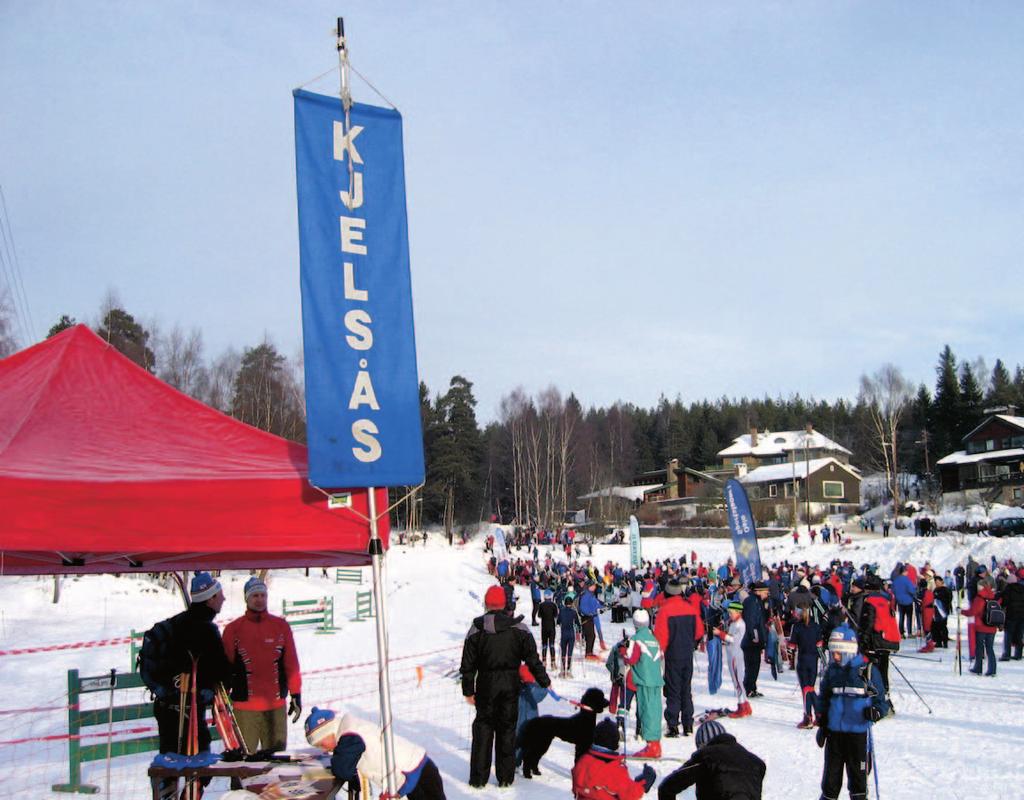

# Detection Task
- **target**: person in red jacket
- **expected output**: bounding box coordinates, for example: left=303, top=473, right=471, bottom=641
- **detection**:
left=572, top=719, right=655, bottom=800
left=223, top=576, right=303, bottom=753
left=963, top=577, right=999, bottom=676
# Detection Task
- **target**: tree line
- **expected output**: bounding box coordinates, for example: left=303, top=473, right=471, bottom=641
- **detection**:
left=21, top=299, right=1024, bottom=532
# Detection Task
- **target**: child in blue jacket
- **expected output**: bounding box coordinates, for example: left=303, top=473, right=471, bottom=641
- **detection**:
left=815, top=625, right=888, bottom=800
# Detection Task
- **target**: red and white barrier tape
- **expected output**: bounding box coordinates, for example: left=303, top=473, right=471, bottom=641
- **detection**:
left=0, top=636, right=133, bottom=657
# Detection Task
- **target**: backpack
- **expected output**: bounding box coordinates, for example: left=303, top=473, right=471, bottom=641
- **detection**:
left=137, top=618, right=181, bottom=699
left=863, top=595, right=900, bottom=651
left=983, top=600, right=1006, bottom=629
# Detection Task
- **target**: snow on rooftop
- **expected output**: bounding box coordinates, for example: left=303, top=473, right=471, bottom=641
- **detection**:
left=717, top=428, right=852, bottom=458
left=996, top=414, right=1024, bottom=429
left=578, top=483, right=662, bottom=502
left=739, top=456, right=859, bottom=484
left=935, top=447, right=1024, bottom=466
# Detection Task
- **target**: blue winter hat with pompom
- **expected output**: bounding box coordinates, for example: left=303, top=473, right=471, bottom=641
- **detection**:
left=190, top=571, right=221, bottom=603
left=304, top=707, right=336, bottom=744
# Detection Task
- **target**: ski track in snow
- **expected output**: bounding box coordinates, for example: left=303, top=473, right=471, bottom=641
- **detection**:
left=0, top=530, right=1022, bottom=798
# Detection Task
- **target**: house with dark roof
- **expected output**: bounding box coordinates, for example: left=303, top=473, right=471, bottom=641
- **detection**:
left=936, top=412, right=1024, bottom=505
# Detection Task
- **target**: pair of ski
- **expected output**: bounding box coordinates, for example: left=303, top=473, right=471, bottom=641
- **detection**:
left=176, top=656, right=248, bottom=799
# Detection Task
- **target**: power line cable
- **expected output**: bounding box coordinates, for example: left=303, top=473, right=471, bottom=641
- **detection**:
left=0, top=186, right=36, bottom=342
left=0, top=208, right=28, bottom=348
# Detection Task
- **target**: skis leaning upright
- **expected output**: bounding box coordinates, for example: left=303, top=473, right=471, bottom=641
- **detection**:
left=212, top=684, right=248, bottom=755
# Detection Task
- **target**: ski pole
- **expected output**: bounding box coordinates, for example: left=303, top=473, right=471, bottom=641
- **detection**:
left=888, top=658, right=932, bottom=715
left=892, top=652, right=942, bottom=664
left=868, top=725, right=880, bottom=799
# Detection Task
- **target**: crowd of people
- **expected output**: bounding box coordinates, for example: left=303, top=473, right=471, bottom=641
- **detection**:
left=462, top=528, right=1023, bottom=799
left=136, top=530, right=1023, bottom=800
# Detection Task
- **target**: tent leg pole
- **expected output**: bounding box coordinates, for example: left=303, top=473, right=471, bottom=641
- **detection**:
left=368, top=488, right=399, bottom=797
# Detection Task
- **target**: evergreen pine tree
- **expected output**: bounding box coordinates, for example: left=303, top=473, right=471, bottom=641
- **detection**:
left=426, top=376, right=482, bottom=527
left=97, top=307, right=156, bottom=372
left=958, top=362, right=985, bottom=440
left=932, top=345, right=961, bottom=458
left=986, top=359, right=1016, bottom=408
left=47, top=314, right=77, bottom=338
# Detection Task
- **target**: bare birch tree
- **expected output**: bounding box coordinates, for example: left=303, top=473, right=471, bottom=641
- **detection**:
left=859, top=364, right=914, bottom=510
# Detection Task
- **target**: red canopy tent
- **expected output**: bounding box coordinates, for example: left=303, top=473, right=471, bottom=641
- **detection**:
left=0, top=325, right=387, bottom=575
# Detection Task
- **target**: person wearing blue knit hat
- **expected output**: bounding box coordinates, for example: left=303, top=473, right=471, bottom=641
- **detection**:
left=142, top=571, right=231, bottom=796
left=814, top=625, right=888, bottom=800
left=306, top=707, right=447, bottom=799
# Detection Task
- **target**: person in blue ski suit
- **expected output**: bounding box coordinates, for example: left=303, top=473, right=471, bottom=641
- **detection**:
left=579, top=583, right=603, bottom=658
left=891, top=567, right=917, bottom=638
left=558, top=594, right=583, bottom=677
left=788, top=607, right=824, bottom=728
left=815, top=625, right=888, bottom=800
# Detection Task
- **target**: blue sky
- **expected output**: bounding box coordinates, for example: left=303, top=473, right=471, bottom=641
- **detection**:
left=2, top=2, right=1022, bottom=420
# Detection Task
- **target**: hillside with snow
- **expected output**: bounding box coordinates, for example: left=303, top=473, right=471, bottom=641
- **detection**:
left=1, top=529, right=1022, bottom=799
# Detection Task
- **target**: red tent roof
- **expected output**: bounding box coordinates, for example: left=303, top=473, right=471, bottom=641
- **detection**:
left=0, top=325, right=387, bottom=574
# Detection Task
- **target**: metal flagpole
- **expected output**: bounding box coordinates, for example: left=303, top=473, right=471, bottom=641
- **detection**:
left=368, top=487, right=399, bottom=796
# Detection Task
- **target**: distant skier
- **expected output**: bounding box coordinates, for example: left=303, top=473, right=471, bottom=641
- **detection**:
left=787, top=606, right=823, bottom=728
left=559, top=593, right=583, bottom=677
left=621, top=610, right=664, bottom=758
left=538, top=589, right=559, bottom=669
left=713, top=601, right=750, bottom=718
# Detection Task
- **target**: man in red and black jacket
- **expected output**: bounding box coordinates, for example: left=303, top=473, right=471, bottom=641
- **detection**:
left=223, top=576, right=302, bottom=754
left=653, top=579, right=705, bottom=737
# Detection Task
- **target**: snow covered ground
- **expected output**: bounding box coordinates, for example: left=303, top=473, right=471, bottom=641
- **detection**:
left=1, top=528, right=1022, bottom=799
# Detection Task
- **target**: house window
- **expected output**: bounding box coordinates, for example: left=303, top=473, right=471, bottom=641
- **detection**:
left=1013, top=488, right=1022, bottom=500
left=768, top=484, right=778, bottom=497
left=822, top=481, right=845, bottom=499
left=986, top=439, right=995, bottom=451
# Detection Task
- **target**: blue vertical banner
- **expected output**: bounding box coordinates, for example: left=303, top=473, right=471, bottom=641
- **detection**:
left=629, top=515, right=642, bottom=569
left=724, top=479, right=763, bottom=585
left=294, top=90, right=425, bottom=488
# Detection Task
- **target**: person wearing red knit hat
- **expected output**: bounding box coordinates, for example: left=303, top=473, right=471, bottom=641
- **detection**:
left=461, top=584, right=550, bottom=788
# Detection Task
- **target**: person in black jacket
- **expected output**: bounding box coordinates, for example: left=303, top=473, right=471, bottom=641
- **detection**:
left=742, top=583, right=769, bottom=697
left=931, top=575, right=953, bottom=648
left=150, top=572, right=233, bottom=795
left=461, top=584, right=550, bottom=788
left=537, top=589, right=559, bottom=669
left=998, top=572, right=1024, bottom=661
left=657, top=719, right=765, bottom=800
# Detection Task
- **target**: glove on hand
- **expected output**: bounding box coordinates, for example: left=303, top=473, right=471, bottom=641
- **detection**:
left=198, top=689, right=215, bottom=705
left=863, top=706, right=882, bottom=723
left=289, top=694, right=302, bottom=723
left=633, top=764, right=656, bottom=792
left=816, top=727, right=827, bottom=749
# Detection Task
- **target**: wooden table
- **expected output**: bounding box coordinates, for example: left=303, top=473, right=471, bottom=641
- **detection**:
left=148, top=757, right=342, bottom=799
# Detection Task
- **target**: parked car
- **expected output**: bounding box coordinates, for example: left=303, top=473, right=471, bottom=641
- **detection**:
left=988, top=517, right=1024, bottom=537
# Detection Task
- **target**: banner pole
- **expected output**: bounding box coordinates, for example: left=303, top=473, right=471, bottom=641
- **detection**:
left=367, top=487, right=399, bottom=796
